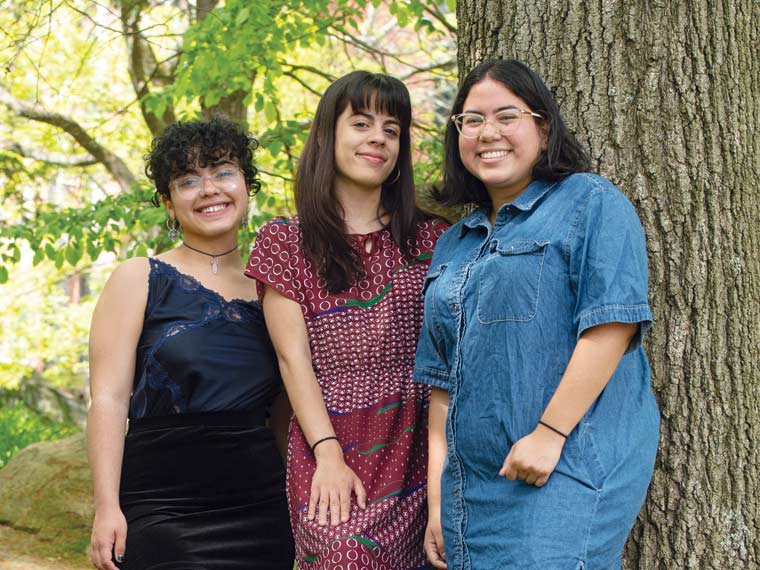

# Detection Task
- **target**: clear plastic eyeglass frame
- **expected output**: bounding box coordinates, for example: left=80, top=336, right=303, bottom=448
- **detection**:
left=171, top=167, right=243, bottom=196
left=451, top=109, right=544, bottom=138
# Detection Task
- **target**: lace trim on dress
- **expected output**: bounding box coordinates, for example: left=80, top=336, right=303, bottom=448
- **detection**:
left=149, top=257, right=263, bottom=323
left=131, top=259, right=263, bottom=416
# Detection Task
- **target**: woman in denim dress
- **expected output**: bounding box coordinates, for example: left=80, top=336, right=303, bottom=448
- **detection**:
left=414, top=59, right=660, bottom=569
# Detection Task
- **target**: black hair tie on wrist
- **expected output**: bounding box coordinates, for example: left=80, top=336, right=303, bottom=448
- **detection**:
left=538, top=420, right=568, bottom=439
left=310, top=436, right=339, bottom=454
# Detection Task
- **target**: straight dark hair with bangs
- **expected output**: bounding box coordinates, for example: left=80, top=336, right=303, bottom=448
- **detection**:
left=295, top=70, right=426, bottom=293
left=436, top=59, right=591, bottom=208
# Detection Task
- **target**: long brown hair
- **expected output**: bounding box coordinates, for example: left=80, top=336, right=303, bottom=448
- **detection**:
left=295, top=71, right=425, bottom=293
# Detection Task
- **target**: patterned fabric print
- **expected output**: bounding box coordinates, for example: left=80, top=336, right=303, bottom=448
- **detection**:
left=246, top=218, right=447, bottom=569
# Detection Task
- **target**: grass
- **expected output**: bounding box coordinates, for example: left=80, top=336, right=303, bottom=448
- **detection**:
left=0, top=401, right=79, bottom=469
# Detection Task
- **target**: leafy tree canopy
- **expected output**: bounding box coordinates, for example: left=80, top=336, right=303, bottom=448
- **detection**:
left=0, top=0, right=456, bottom=396
left=0, top=0, right=456, bottom=280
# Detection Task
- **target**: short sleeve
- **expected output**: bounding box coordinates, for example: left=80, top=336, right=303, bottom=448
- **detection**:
left=245, top=218, right=304, bottom=307
left=568, top=184, right=652, bottom=353
left=413, top=248, right=452, bottom=391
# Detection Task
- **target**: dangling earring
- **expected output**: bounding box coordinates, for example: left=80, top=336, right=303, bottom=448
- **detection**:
left=384, top=168, right=401, bottom=185
left=240, top=208, right=249, bottom=229
left=167, top=217, right=181, bottom=241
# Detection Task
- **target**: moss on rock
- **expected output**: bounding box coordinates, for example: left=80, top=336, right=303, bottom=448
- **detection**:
left=0, top=433, right=92, bottom=559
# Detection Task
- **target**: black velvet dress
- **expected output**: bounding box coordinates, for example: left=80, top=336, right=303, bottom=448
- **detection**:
left=118, top=258, right=294, bottom=570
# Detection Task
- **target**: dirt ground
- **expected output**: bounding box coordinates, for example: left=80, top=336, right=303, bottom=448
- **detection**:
left=0, top=526, right=90, bottom=570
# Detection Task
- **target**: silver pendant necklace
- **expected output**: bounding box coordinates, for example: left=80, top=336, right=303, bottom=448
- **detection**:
left=182, top=242, right=239, bottom=274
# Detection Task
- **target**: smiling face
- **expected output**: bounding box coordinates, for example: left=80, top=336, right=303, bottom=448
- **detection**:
left=458, top=77, right=547, bottom=208
left=164, top=156, right=248, bottom=243
left=333, top=104, right=401, bottom=195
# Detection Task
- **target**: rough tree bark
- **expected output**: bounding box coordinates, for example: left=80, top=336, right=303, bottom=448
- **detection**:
left=456, top=1, right=759, bottom=568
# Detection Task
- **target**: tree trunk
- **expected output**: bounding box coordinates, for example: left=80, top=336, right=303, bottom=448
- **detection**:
left=456, top=1, right=759, bottom=568
left=201, top=87, right=252, bottom=128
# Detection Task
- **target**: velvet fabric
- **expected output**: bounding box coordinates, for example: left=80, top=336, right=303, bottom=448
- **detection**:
left=119, top=412, right=293, bottom=570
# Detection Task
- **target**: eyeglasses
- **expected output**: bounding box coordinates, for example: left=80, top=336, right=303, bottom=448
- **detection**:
left=171, top=166, right=243, bottom=196
left=451, top=109, right=544, bottom=138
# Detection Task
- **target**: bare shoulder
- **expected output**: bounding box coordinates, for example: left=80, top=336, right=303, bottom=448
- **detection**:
left=98, top=257, right=150, bottom=311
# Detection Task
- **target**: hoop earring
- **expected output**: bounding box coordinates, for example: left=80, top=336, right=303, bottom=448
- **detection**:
left=384, top=168, right=401, bottom=185
left=166, top=217, right=181, bottom=241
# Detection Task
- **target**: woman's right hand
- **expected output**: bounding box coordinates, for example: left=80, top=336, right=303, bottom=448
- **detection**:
left=308, top=440, right=367, bottom=526
left=424, top=514, right=447, bottom=568
left=89, top=507, right=127, bottom=570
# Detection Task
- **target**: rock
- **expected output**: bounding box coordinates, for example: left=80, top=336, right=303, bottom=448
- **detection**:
left=0, top=433, right=92, bottom=559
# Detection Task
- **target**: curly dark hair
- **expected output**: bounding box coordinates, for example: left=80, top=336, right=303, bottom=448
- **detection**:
left=145, top=116, right=261, bottom=207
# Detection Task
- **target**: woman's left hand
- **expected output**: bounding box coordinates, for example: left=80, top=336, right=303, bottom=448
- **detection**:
left=498, top=426, right=566, bottom=487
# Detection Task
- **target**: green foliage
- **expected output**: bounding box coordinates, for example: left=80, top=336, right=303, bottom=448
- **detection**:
left=0, top=258, right=98, bottom=392
left=0, top=2, right=457, bottom=405
left=0, top=184, right=163, bottom=283
left=0, top=402, right=79, bottom=469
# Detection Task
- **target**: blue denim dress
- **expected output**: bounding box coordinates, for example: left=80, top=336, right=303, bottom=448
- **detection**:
left=414, top=174, right=660, bottom=570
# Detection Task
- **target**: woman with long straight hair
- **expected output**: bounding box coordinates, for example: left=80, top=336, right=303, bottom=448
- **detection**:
left=246, top=71, right=447, bottom=569
left=415, top=59, right=659, bottom=569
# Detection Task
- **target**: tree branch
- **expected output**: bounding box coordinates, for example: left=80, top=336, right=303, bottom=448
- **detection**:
left=0, top=85, right=137, bottom=191
left=258, top=168, right=293, bottom=183
left=282, top=71, right=323, bottom=97
left=0, top=141, right=98, bottom=166
left=399, top=58, right=457, bottom=81
left=119, top=0, right=176, bottom=135
left=423, top=5, right=457, bottom=35
left=280, top=62, right=336, bottom=83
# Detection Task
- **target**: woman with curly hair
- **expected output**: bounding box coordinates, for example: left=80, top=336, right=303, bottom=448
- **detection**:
left=87, top=117, right=294, bottom=570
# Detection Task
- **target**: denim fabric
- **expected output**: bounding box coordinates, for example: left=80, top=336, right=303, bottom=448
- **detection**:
left=414, top=174, right=660, bottom=569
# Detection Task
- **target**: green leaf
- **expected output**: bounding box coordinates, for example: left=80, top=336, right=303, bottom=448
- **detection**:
left=414, top=18, right=434, bottom=32
left=263, top=100, right=277, bottom=123
left=86, top=240, right=100, bottom=261
left=235, top=7, right=250, bottom=26
left=268, top=140, right=283, bottom=157
left=0, top=265, right=8, bottom=284
left=65, top=241, right=83, bottom=266
left=44, top=243, right=56, bottom=260
left=203, top=89, right=223, bottom=108
left=32, top=248, right=44, bottom=266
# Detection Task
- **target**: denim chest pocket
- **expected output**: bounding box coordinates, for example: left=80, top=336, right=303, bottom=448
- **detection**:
left=422, top=264, right=448, bottom=317
left=422, top=263, right=447, bottom=296
left=477, top=239, right=549, bottom=323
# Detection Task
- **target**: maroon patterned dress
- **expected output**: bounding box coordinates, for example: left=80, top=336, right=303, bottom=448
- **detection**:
left=246, top=216, right=447, bottom=569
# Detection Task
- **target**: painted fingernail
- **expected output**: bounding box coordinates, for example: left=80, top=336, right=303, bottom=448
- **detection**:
left=115, top=554, right=124, bottom=562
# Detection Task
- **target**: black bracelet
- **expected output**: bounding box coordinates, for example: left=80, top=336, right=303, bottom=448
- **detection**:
left=538, top=420, right=568, bottom=439
left=310, top=435, right=339, bottom=454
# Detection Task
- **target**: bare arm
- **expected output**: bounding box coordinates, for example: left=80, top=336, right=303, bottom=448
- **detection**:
left=424, top=387, right=448, bottom=568
left=262, top=285, right=366, bottom=526
left=87, top=258, right=149, bottom=570
left=500, top=322, right=638, bottom=486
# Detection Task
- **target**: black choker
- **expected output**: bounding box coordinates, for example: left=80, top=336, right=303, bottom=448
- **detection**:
left=182, top=243, right=239, bottom=274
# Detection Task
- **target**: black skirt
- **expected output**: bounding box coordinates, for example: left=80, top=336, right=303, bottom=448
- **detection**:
left=118, top=412, right=294, bottom=570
